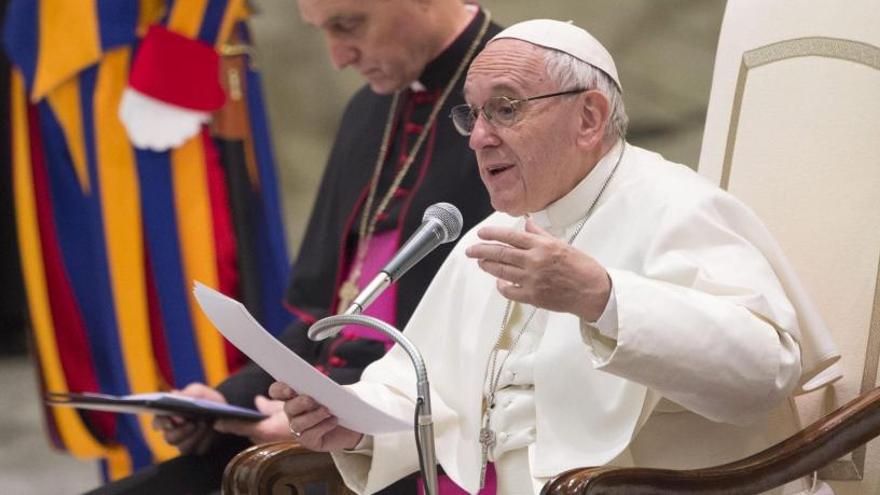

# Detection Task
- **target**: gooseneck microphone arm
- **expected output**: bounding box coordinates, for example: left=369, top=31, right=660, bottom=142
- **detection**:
left=316, top=203, right=459, bottom=493
left=308, top=315, right=438, bottom=495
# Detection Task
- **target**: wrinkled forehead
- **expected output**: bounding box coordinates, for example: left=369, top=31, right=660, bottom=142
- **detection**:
left=465, top=40, right=552, bottom=100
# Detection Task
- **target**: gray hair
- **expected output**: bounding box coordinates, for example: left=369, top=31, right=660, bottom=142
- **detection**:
left=542, top=49, right=628, bottom=142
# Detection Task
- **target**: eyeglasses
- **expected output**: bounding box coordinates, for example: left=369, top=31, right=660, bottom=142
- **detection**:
left=449, top=88, right=587, bottom=136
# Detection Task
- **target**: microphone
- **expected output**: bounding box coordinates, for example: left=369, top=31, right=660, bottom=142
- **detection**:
left=341, top=202, right=463, bottom=316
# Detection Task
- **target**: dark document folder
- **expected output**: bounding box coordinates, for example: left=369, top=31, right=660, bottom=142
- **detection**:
left=45, top=392, right=267, bottom=422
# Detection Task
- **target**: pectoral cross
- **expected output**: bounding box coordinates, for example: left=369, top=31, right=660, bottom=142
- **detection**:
left=337, top=280, right=360, bottom=313
left=479, top=420, right=496, bottom=488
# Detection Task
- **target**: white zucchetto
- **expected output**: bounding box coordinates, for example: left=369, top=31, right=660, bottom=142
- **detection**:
left=489, top=19, right=623, bottom=92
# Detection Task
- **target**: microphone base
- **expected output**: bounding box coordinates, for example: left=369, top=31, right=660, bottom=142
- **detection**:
left=418, top=414, right=439, bottom=495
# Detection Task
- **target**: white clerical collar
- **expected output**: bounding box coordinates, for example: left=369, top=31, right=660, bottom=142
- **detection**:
left=410, top=80, right=427, bottom=92
left=528, top=139, right=624, bottom=232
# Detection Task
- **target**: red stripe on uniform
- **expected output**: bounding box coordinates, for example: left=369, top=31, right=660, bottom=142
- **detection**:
left=26, top=104, right=116, bottom=441
left=201, top=129, right=245, bottom=373
left=144, top=244, right=175, bottom=388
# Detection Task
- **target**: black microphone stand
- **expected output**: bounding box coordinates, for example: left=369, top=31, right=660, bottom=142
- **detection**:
left=308, top=314, right=439, bottom=495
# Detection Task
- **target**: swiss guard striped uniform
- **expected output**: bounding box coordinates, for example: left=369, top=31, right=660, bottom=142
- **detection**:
left=3, top=0, right=290, bottom=480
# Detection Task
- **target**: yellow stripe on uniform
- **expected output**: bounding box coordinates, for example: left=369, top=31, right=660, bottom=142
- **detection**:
left=137, top=0, right=167, bottom=36
left=11, top=70, right=106, bottom=459
left=104, top=446, right=134, bottom=482
left=93, top=48, right=178, bottom=462
left=32, top=0, right=101, bottom=102
left=216, top=0, right=248, bottom=47
left=166, top=0, right=209, bottom=38
left=46, top=81, right=90, bottom=194
left=171, top=136, right=228, bottom=385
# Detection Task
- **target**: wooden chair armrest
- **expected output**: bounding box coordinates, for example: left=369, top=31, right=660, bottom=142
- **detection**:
left=543, top=387, right=880, bottom=495
left=222, top=388, right=880, bottom=494
left=222, top=441, right=353, bottom=495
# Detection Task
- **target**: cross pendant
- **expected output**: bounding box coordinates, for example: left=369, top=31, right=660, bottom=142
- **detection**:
left=479, top=427, right=496, bottom=449
left=479, top=427, right=496, bottom=488
left=337, top=280, right=360, bottom=313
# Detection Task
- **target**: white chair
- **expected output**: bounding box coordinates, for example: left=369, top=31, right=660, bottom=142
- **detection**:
left=698, top=0, right=880, bottom=493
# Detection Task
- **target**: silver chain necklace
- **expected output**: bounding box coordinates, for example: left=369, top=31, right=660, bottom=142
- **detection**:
left=478, top=142, right=626, bottom=488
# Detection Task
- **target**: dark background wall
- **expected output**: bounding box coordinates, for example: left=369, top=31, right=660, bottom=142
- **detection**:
left=0, top=0, right=26, bottom=356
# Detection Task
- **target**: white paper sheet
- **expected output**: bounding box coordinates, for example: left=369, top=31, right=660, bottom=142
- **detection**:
left=193, top=282, right=411, bottom=434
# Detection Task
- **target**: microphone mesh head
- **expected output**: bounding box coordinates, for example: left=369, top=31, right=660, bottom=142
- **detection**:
left=424, top=203, right=463, bottom=243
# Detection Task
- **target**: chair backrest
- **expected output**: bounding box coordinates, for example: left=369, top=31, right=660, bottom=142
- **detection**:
left=697, top=1, right=880, bottom=493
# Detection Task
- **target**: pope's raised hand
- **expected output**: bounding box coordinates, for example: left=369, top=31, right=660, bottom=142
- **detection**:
left=465, top=217, right=611, bottom=321
left=268, top=382, right=363, bottom=452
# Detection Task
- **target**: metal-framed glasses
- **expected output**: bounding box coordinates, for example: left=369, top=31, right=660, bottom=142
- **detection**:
left=449, top=88, right=587, bottom=136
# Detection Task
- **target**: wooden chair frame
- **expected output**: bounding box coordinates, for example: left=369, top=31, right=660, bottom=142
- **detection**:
left=223, top=387, right=880, bottom=495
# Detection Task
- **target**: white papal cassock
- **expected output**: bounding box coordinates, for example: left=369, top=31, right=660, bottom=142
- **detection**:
left=330, top=140, right=839, bottom=494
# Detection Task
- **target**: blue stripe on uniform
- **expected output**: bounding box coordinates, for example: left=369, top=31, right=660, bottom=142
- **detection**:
left=96, top=1, right=140, bottom=51
left=37, top=99, right=117, bottom=395
left=134, top=148, right=207, bottom=386
left=77, top=66, right=153, bottom=469
left=245, top=61, right=292, bottom=335
left=196, top=0, right=230, bottom=44
left=2, top=0, right=40, bottom=92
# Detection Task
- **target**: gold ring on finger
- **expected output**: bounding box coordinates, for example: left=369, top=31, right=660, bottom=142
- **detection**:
left=289, top=420, right=302, bottom=438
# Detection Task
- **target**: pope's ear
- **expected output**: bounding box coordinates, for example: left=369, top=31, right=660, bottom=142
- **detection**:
left=577, top=90, right=611, bottom=150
